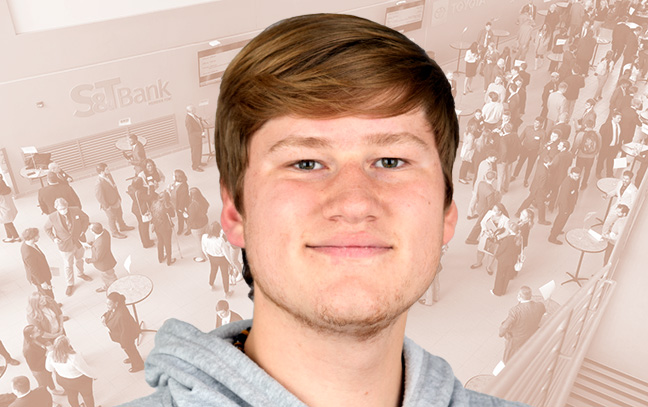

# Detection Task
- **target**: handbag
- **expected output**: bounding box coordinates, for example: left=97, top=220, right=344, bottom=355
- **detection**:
left=483, top=236, right=498, bottom=256
left=135, top=193, right=152, bottom=223
left=514, top=247, right=526, bottom=272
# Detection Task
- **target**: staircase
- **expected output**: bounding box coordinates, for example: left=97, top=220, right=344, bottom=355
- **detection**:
left=565, top=358, right=648, bottom=407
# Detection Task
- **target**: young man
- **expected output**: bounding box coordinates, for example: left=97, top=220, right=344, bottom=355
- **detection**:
left=8, top=376, right=52, bottom=407
left=127, top=14, right=528, bottom=406
left=84, top=222, right=118, bottom=293
left=498, top=286, right=546, bottom=364
left=95, top=163, right=134, bottom=239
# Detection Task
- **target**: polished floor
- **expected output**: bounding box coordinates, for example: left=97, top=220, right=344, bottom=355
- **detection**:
left=0, top=33, right=629, bottom=405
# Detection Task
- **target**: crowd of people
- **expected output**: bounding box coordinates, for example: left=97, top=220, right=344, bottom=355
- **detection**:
left=0, top=0, right=646, bottom=405
left=0, top=130, right=243, bottom=405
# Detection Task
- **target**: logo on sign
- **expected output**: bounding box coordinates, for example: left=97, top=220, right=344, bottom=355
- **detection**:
left=70, top=77, right=171, bottom=117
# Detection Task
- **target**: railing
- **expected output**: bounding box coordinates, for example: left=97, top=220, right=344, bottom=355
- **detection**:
left=486, top=168, right=647, bottom=406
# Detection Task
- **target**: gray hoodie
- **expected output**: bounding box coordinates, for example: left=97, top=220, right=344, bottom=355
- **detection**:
left=122, top=318, right=530, bottom=407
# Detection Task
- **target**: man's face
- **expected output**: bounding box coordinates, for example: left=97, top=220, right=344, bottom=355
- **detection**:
left=534, top=120, right=541, bottom=129
left=221, top=109, right=457, bottom=337
left=56, top=206, right=68, bottom=216
left=550, top=132, right=559, bottom=142
left=622, top=175, right=631, bottom=186
left=613, top=115, right=622, bottom=123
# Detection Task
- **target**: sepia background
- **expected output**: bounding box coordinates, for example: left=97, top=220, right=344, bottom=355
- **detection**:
left=0, top=0, right=646, bottom=406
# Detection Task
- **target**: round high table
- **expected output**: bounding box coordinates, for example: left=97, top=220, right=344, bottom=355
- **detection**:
left=597, top=177, right=620, bottom=222
left=562, top=229, right=607, bottom=287
left=19, top=167, right=49, bottom=187
left=492, top=29, right=510, bottom=48
left=115, top=135, right=147, bottom=151
left=107, top=274, right=156, bottom=345
left=449, top=41, right=472, bottom=74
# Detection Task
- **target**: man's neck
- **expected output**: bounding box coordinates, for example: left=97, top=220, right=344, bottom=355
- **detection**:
left=244, top=293, right=406, bottom=407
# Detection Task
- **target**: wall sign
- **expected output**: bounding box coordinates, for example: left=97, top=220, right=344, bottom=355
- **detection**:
left=385, top=0, right=425, bottom=32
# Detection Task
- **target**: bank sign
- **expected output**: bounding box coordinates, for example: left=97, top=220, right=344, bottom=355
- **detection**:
left=70, top=77, right=171, bottom=117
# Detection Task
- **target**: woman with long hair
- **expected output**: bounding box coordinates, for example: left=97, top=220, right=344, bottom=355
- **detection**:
left=127, top=176, right=154, bottom=248
left=187, top=187, right=210, bottom=262
left=102, top=292, right=144, bottom=373
left=463, top=42, right=479, bottom=94
left=138, top=158, right=165, bottom=195
left=202, top=221, right=233, bottom=295
left=46, top=335, right=96, bottom=407
left=22, top=324, right=64, bottom=394
left=26, top=291, right=65, bottom=345
left=150, top=192, right=176, bottom=265
left=0, top=173, right=19, bottom=243
left=534, top=24, right=550, bottom=70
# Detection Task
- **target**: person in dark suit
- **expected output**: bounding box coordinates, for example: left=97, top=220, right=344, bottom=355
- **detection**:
left=126, top=177, right=154, bottom=249
left=491, top=221, right=521, bottom=297
left=43, top=198, right=91, bottom=296
left=102, top=292, right=144, bottom=373
left=498, top=286, right=546, bottom=363
left=20, top=228, right=54, bottom=299
left=215, top=299, right=243, bottom=329
left=37, top=172, right=82, bottom=215
left=168, top=169, right=190, bottom=235
left=9, top=376, right=52, bottom=407
left=185, top=105, right=206, bottom=172
left=516, top=156, right=552, bottom=224
left=546, top=140, right=573, bottom=211
left=95, top=163, right=134, bottom=239
left=124, top=134, right=147, bottom=175
left=84, top=223, right=117, bottom=292
left=150, top=192, right=176, bottom=266
left=549, top=167, right=581, bottom=245
left=597, top=111, right=623, bottom=178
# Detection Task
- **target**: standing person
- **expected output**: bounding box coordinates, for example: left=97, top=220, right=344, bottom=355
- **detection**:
left=596, top=111, right=623, bottom=178
left=562, top=67, right=585, bottom=119
left=127, top=177, right=155, bottom=249
left=463, top=42, right=479, bottom=94
left=540, top=71, right=560, bottom=118
left=516, top=156, right=553, bottom=225
left=44, top=198, right=91, bottom=296
left=150, top=192, right=176, bottom=266
left=593, top=51, right=614, bottom=101
left=22, top=325, right=64, bottom=395
left=549, top=167, right=582, bottom=245
left=0, top=174, right=19, bottom=242
left=102, top=292, right=144, bottom=373
left=167, top=169, right=190, bottom=236
left=546, top=140, right=573, bottom=211
left=498, top=286, right=546, bottom=362
left=202, top=221, right=233, bottom=294
left=517, top=208, right=535, bottom=250
left=574, top=31, right=596, bottom=76
left=45, top=335, right=96, bottom=407
left=512, top=117, right=544, bottom=187
left=491, top=220, right=522, bottom=297
left=128, top=14, right=528, bottom=407
left=84, top=222, right=118, bottom=293
left=482, top=92, right=504, bottom=130
left=482, top=42, right=499, bottom=90
left=465, top=171, right=500, bottom=245
left=515, top=9, right=535, bottom=61
left=602, top=204, right=629, bottom=264
left=471, top=203, right=509, bottom=274
left=26, top=292, right=65, bottom=346
left=187, top=187, right=210, bottom=263
left=215, top=300, right=243, bottom=329
left=458, top=122, right=477, bottom=184
left=124, top=134, right=147, bottom=175
left=533, top=24, right=550, bottom=70
left=8, top=376, right=52, bottom=407
left=20, top=228, right=55, bottom=299
left=185, top=105, right=206, bottom=172
left=37, top=172, right=82, bottom=215
left=545, top=82, right=568, bottom=129
left=95, top=163, right=134, bottom=239
left=467, top=152, right=498, bottom=219
left=572, top=119, right=602, bottom=190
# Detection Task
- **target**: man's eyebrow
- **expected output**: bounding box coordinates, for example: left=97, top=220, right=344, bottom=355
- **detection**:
left=267, top=132, right=431, bottom=153
left=268, top=136, right=331, bottom=153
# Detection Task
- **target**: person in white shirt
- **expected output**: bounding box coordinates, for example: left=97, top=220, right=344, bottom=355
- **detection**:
left=215, top=300, right=242, bottom=329
left=45, top=335, right=96, bottom=407
left=202, top=221, right=233, bottom=295
left=482, top=91, right=504, bottom=129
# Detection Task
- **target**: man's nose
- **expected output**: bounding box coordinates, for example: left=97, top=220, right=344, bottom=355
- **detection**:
left=321, top=164, right=382, bottom=224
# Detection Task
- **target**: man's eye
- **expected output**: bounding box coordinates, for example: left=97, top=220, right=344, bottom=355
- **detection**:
left=293, top=160, right=323, bottom=170
left=375, top=158, right=405, bottom=169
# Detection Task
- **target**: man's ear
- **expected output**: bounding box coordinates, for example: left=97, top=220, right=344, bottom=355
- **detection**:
left=442, top=200, right=458, bottom=246
left=220, top=184, right=245, bottom=248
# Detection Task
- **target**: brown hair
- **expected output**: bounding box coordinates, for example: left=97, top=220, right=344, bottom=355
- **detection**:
left=215, top=13, right=459, bottom=214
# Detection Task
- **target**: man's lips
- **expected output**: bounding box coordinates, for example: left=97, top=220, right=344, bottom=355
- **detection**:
left=306, top=235, right=392, bottom=258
